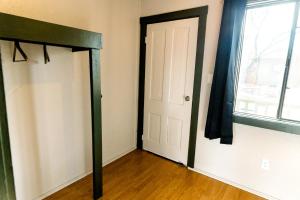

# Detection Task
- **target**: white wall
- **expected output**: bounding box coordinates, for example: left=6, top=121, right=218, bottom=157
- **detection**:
left=141, top=1, right=300, bottom=200
left=0, top=0, right=140, bottom=199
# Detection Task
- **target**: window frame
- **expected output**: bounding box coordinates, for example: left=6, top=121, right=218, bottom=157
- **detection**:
left=233, top=0, right=300, bottom=135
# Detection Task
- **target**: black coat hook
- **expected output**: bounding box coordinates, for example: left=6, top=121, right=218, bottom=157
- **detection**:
left=43, top=45, right=50, bottom=64
left=13, top=41, right=28, bottom=62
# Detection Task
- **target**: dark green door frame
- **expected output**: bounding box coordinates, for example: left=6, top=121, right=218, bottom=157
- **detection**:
left=0, top=12, right=103, bottom=200
left=137, top=6, right=208, bottom=168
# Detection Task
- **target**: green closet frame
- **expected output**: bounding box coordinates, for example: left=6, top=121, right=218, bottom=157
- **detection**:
left=0, top=12, right=103, bottom=200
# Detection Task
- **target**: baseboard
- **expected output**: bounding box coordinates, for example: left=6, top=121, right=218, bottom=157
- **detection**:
left=34, top=171, right=92, bottom=200
left=189, top=167, right=279, bottom=200
left=103, top=146, right=136, bottom=166
left=34, top=146, right=136, bottom=200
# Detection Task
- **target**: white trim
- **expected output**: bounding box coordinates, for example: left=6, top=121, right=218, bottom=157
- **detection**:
left=247, top=0, right=296, bottom=8
left=34, top=146, right=136, bottom=200
left=189, top=167, right=279, bottom=200
left=33, top=171, right=92, bottom=200
left=103, top=146, right=136, bottom=166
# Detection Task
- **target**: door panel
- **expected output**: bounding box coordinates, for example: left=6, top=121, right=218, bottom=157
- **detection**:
left=143, top=18, right=198, bottom=164
left=149, top=30, right=166, bottom=102
left=166, top=117, right=182, bottom=147
left=148, top=113, right=161, bottom=143
left=168, top=27, right=190, bottom=105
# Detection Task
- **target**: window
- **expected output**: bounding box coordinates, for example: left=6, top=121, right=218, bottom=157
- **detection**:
left=235, top=1, right=300, bottom=125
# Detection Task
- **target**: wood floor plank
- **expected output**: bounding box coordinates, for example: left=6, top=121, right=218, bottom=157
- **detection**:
left=44, top=150, right=265, bottom=200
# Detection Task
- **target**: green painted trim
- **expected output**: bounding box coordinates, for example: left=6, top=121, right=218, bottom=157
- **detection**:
left=137, top=23, right=147, bottom=150
left=0, top=12, right=102, bottom=49
left=89, top=49, right=103, bottom=199
left=0, top=49, right=16, bottom=200
left=233, top=113, right=300, bottom=135
left=187, top=8, right=208, bottom=168
left=137, top=6, right=208, bottom=168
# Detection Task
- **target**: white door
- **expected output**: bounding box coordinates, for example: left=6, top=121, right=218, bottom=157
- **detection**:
left=143, top=18, right=199, bottom=165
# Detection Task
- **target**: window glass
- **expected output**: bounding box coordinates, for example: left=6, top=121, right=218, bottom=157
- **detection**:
left=235, top=3, right=295, bottom=117
left=298, top=7, right=300, bottom=27
left=282, top=29, right=300, bottom=121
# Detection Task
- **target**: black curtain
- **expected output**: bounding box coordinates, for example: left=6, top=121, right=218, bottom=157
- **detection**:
left=205, top=0, right=247, bottom=144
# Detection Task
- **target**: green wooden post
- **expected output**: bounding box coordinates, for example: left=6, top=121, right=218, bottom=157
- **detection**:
left=0, top=49, right=16, bottom=200
left=89, top=49, right=103, bottom=199
left=0, top=12, right=103, bottom=199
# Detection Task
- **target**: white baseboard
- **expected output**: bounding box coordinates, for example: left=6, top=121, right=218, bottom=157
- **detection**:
left=34, top=146, right=136, bottom=200
left=189, top=167, right=279, bottom=200
left=34, top=171, right=92, bottom=200
left=103, top=146, right=136, bottom=166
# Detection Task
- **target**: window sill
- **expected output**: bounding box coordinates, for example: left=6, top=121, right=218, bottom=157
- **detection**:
left=233, top=113, right=300, bottom=135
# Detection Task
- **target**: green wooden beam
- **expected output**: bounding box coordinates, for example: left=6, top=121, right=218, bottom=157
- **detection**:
left=89, top=49, right=103, bottom=199
left=0, top=12, right=103, bottom=200
left=0, top=49, right=16, bottom=200
left=0, top=12, right=102, bottom=49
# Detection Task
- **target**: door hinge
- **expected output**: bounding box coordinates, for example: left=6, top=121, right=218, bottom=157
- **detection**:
left=145, top=36, right=148, bottom=44
left=142, top=134, right=144, bottom=140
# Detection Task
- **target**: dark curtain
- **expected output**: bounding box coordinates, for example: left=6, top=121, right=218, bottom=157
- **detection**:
left=205, top=0, right=247, bottom=144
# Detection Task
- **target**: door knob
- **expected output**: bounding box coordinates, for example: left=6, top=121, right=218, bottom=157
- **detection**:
left=185, top=96, right=190, bottom=102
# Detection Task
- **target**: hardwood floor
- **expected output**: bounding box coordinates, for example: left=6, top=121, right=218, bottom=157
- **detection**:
left=45, top=150, right=265, bottom=200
